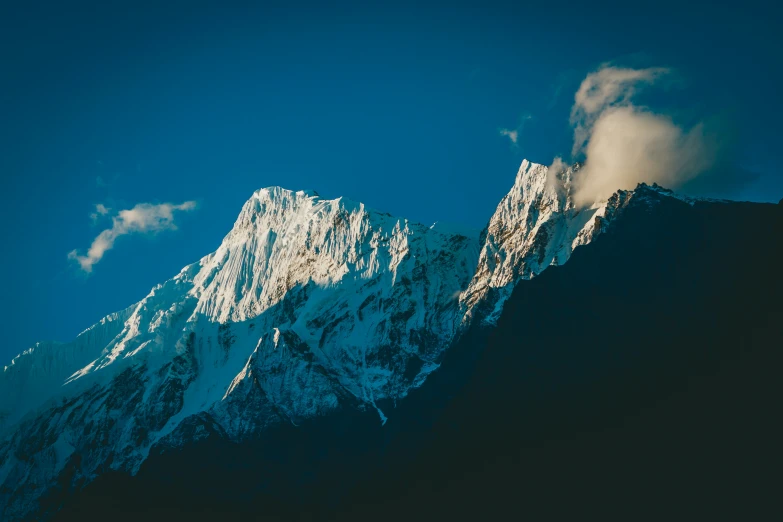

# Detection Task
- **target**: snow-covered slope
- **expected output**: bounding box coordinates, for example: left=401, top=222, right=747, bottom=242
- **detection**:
left=460, top=159, right=611, bottom=322
left=0, top=160, right=657, bottom=518
left=0, top=305, right=135, bottom=433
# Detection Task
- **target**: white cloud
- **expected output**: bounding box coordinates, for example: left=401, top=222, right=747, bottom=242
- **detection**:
left=69, top=201, right=197, bottom=273
left=500, top=114, right=534, bottom=146
left=570, top=66, right=668, bottom=157
left=572, top=66, right=668, bottom=117
left=500, top=128, right=519, bottom=144
left=89, top=203, right=111, bottom=223
left=567, top=65, right=714, bottom=206
left=574, top=107, right=712, bottom=205
left=546, top=156, right=567, bottom=192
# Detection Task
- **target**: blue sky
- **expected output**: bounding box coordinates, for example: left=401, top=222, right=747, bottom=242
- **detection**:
left=1, top=0, right=781, bottom=360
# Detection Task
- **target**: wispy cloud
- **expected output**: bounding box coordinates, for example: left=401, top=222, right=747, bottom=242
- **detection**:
left=89, top=203, right=111, bottom=224
left=566, top=65, right=714, bottom=206
left=570, top=65, right=669, bottom=156
left=499, top=128, right=519, bottom=144
left=69, top=201, right=197, bottom=273
left=545, top=69, right=580, bottom=111
left=499, top=113, right=533, bottom=146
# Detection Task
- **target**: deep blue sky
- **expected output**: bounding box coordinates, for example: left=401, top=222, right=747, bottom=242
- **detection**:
left=1, top=0, right=781, bottom=360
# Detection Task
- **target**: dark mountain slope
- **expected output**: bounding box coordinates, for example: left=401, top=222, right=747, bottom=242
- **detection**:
left=343, top=191, right=783, bottom=521
left=52, top=191, right=783, bottom=521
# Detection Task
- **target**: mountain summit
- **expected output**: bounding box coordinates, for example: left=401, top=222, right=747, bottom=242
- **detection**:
left=0, top=160, right=707, bottom=518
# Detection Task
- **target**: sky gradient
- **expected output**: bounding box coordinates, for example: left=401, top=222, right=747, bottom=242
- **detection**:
left=2, top=0, right=781, bottom=360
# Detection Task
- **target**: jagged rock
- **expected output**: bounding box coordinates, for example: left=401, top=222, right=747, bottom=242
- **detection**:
left=0, top=160, right=687, bottom=518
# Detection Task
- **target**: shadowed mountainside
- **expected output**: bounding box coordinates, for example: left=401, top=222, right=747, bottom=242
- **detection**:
left=51, top=192, right=782, bottom=521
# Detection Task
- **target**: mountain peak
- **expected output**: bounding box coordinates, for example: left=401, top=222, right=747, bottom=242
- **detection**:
left=459, top=159, right=595, bottom=322
left=513, top=159, right=549, bottom=188
left=252, top=186, right=320, bottom=200
left=0, top=160, right=708, bottom=519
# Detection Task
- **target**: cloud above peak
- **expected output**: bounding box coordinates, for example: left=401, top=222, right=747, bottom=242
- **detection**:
left=570, top=66, right=669, bottom=156
left=69, top=201, right=197, bottom=273
left=499, top=114, right=533, bottom=146
left=572, top=66, right=668, bottom=116
left=566, top=64, right=715, bottom=206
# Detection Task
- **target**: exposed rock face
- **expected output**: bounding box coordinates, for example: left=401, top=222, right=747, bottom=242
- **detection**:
left=0, top=161, right=670, bottom=518
left=460, top=160, right=610, bottom=322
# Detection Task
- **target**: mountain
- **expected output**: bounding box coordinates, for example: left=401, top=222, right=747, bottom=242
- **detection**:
left=2, top=160, right=779, bottom=520
left=0, top=306, right=135, bottom=433
left=459, top=160, right=604, bottom=322
left=55, top=181, right=782, bottom=522
left=340, top=185, right=783, bottom=521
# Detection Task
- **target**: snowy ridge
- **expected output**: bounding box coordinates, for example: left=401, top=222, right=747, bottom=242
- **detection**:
left=0, top=304, right=136, bottom=433
left=459, top=160, right=610, bottom=322
left=0, top=185, right=481, bottom=518
left=0, top=161, right=675, bottom=518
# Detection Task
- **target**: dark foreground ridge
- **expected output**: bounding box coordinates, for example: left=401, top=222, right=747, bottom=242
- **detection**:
left=52, top=193, right=783, bottom=521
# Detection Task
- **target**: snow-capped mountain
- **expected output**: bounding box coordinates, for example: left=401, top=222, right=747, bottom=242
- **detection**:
left=460, top=160, right=609, bottom=322
left=0, top=306, right=136, bottom=432
left=0, top=160, right=658, bottom=518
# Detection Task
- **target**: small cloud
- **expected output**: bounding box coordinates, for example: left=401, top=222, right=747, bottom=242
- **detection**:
left=546, top=156, right=567, bottom=193
left=89, top=203, right=112, bottom=224
left=499, top=113, right=533, bottom=146
left=69, top=201, right=198, bottom=273
left=96, top=176, right=106, bottom=188
left=499, top=128, right=519, bottom=144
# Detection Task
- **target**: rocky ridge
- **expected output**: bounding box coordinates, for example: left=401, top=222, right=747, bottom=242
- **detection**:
left=0, top=160, right=668, bottom=518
